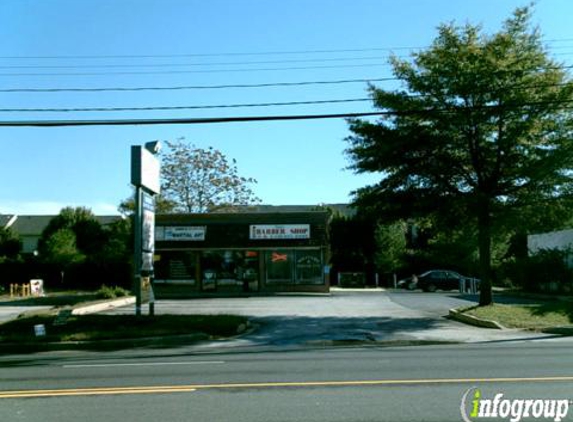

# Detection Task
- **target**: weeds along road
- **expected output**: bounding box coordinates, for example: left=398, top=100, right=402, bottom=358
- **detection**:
left=1, top=340, right=573, bottom=422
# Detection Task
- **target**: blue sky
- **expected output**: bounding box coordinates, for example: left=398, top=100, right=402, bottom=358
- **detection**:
left=1, top=0, right=572, bottom=215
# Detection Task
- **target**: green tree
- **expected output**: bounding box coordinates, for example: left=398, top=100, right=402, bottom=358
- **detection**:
left=346, top=7, right=573, bottom=305
left=41, top=228, right=85, bottom=268
left=100, top=218, right=132, bottom=263
left=161, top=139, right=260, bottom=213
left=375, top=221, right=407, bottom=273
left=118, top=193, right=177, bottom=216
left=329, top=215, right=377, bottom=273
left=0, top=227, right=21, bottom=261
left=38, top=207, right=132, bottom=289
left=38, top=207, right=107, bottom=258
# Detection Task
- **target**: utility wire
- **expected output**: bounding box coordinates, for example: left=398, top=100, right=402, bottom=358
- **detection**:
left=0, top=77, right=397, bottom=93
left=0, top=56, right=397, bottom=70
left=0, top=112, right=386, bottom=127
left=0, top=62, right=390, bottom=77
left=7, top=49, right=571, bottom=70
left=0, top=47, right=423, bottom=60
left=1, top=62, right=572, bottom=77
left=2, top=101, right=573, bottom=127
left=1, top=68, right=571, bottom=94
left=1, top=81, right=571, bottom=113
left=6, top=51, right=572, bottom=70
left=0, top=98, right=372, bottom=113
left=0, top=38, right=571, bottom=60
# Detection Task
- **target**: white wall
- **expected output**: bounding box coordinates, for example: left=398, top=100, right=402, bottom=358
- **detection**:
left=528, top=229, right=573, bottom=254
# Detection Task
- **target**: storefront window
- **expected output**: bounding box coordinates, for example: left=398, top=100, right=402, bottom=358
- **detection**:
left=295, top=250, right=323, bottom=284
left=154, top=251, right=197, bottom=285
left=201, top=250, right=259, bottom=290
left=265, top=250, right=293, bottom=284
left=243, top=251, right=260, bottom=289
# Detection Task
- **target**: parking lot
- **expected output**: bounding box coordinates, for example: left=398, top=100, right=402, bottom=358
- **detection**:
left=105, top=289, right=549, bottom=348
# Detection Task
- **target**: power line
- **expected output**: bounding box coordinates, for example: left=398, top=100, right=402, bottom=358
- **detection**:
left=0, top=56, right=396, bottom=70
left=0, top=61, right=570, bottom=90
left=0, top=62, right=390, bottom=77
left=0, top=47, right=422, bottom=61
left=0, top=38, right=571, bottom=60
left=0, top=98, right=372, bottom=113
left=1, top=61, right=571, bottom=78
left=8, top=50, right=571, bottom=70
left=1, top=81, right=570, bottom=113
left=0, top=112, right=386, bottom=127
left=0, top=77, right=397, bottom=93
left=2, top=100, right=573, bottom=127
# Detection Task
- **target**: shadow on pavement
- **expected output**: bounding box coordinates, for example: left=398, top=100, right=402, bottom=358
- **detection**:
left=243, top=315, right=450, bottom=346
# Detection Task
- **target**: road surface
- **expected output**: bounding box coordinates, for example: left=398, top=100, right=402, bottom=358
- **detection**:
left=1, top=340, right=572, bottom=422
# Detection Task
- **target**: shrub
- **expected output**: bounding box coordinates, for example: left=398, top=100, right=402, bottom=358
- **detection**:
left=520, top=248, right=573, bottom=293
left=96, top=285, right=130, bottom=299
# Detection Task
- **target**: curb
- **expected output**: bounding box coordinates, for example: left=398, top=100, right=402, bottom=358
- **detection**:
left=541, top=326, right=573, bottom=336
left=71, top=296, right=136, bottom=315
left=330, top=287, right=386, bottom=292
left=449, top=307, right=505, bottom=330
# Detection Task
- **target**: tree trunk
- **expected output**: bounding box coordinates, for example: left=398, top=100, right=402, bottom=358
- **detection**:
left=477, top=196, right=494, bottom=306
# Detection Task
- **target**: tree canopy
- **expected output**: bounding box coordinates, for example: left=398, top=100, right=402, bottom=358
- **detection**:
left=346, top=6, right=573, bottom=305
left=37, top=207, right=131, bottom=289
left=0, top=227, right=21, bottom=261
left=160, top=139, right=260, bottom=213
left=38, top=207, right=108, bottom=260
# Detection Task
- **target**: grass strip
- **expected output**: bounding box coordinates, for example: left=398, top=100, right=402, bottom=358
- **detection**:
left=0, top=314, right=248, bottom=343
left=464, top=302, right=573, bottom=330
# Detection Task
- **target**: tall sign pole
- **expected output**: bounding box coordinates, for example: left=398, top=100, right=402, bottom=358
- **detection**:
left=131, top=141, right=161, bottom=316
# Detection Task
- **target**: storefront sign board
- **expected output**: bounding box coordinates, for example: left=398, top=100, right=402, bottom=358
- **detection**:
left=250, top=224, right=310, bottom=240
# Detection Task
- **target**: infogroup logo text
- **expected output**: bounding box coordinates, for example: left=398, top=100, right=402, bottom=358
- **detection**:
left=460, top=388, right=571, bottom=422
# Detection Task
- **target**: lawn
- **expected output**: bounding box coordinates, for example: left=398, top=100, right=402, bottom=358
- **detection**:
left=464, top=301, right=573, bottom=330
left=0, top=291, right=101, bottom=307
left=0, top=314, right=249, bottom=344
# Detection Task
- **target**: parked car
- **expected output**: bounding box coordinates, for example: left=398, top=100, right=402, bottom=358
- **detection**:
left=398, top=270, right=479, bottom=292
left=397, top=275, right=418, bottom=290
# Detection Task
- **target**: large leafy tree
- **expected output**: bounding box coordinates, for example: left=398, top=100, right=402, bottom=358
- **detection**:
left=346, top=7, right=573, bottom=305
left=0, top=227, right=21, bottom=261
left=160, top=139, right=260, bottom=213
left=118, top=194, right=177, bottom=216
left=375, top=221, right=407, bottom=274
left=38, top=207, right=108, bottom=258
left=38, top=207, right=132, bottom=288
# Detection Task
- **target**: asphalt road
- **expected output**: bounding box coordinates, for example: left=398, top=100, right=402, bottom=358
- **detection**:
left=1, top=341, right=573, bottom=422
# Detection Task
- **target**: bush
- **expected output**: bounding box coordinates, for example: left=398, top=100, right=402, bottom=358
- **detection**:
left=519, top=248, right=573, bottom=293
left=96, top=285, right=130, bottom=299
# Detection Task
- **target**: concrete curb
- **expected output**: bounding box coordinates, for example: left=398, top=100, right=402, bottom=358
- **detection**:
left=71, top=296, right=136, bottom=315
left=330, top=287, right=386, bottom=292
left=449, top=307, right=505, bottom=330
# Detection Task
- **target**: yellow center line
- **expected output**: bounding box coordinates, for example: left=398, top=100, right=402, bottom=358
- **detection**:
left=2, top=376, right=573, bottom=399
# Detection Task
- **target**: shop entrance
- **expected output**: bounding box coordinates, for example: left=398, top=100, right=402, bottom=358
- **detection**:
left=201, top=250, right=260, bottom=292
